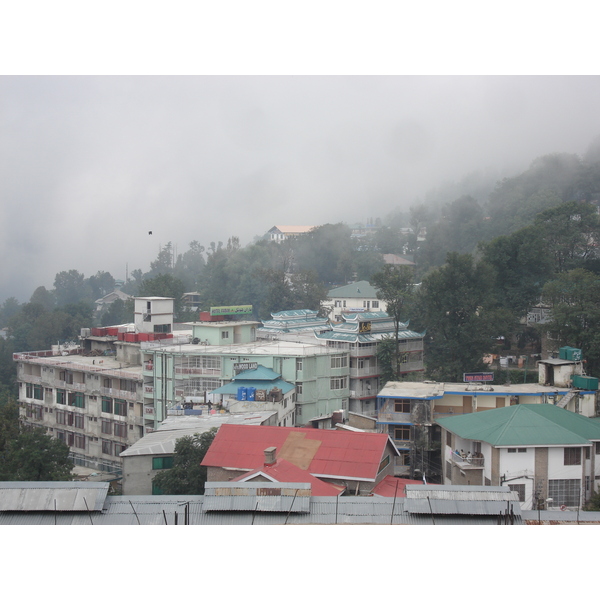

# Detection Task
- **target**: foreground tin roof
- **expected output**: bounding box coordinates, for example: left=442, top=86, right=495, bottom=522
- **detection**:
left=0, top=482, right=109, bottom=512
left=0, top=492, right=526, bottom=525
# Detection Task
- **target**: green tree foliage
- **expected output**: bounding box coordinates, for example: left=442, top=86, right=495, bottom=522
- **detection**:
left=584, top=489, right=600, bottom=511
left=53, top=270, right=89, bottom=306
left=479, top=225, right=554, bottom=317
left=87, top=271, right=116, bottom=300
left=533, top=201, right=600, bottom=274
left=371, top=265, right=416, bottom=380
left=413, top=253, right=507, bottom=382
left=174, top=240, right=206, bottom=291
left=100, top=298, right=134, bottom=327
left=29, top=286, right=55, bottom=311
left=152, top=429, right=217, bottom=495
left=0, top=401, right=72, bottom=481
left=376, top=337, right=397, bottom=386
left=415, top=195, right=487, bottom=274
left=353, top=249, right=385, bottom=282
left=0, top=297, right=21, bottom=327
left=294, top=224, right=354, bottom=284
left=541, top=268, right=600, bottom=376
left=486, top=153, right=584, bottom=237
left=138, top=274, right=187, bottom=320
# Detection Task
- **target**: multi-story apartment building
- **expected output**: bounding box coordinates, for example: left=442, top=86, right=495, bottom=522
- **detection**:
left=141, top=318, right=350, bottom=428
left=314, top=312, right=424, bottom=416
left=15, top=347, right=144, bottom=475
left=376, top=353, right=599, bottom=481
left=14, top=296, right=179, bottom=475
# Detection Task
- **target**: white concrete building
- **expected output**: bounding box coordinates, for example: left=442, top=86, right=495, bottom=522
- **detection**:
left=437, top=403, right=600, bottom=510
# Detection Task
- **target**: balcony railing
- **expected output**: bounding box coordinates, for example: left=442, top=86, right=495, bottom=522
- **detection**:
left=20, top=374, right=43, bottom=384
left=378, top=411, right=412, bottom=424
left=174, top=366, right=221, bottom=376
left=449, top=452, right=484, bottom=468
left=101, top=387, right=137, bottom=401
left=349, top=366, right=380, bottom=377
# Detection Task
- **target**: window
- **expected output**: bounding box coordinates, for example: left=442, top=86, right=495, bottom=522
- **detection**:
left=334, top=300, right=341, bottom=308
left=59, top=371, right=73, bottom=384
left=221, top=331, right=229, bottom=339
left=56, top=410, right=66, bottom=425
left=152, top=456, right=174, bottom=470
left=73, top=413, right=84, bottom=429
left=56, top=389, right=66, bottom=405
left=394, top=426, right=411, bottom=441
left=73, top=434, right=86, bottom=450
left=114, top=399, right=127, bottom=416
left=33, top=385, right=43, bottom=400
left=25, top=383, right=33, bottom=398
left=331, top=355, right=348, bottom=369
left=114, top=443, right=127, bottom=456
left=101, top=420, right=112, bottom=434
left=101, top=397, right=113, bottom=413
left=296, top=383, right=303, bottom=396
left=394, top=399, right=411, bottom=413
left=114, top=422, right=128, bottom=438
left=68, top=392, right=85, bottom=409
left=56, top=430, right=66, bottom=443
left=508, top=448, right=527, bottom=453
left=154, top=324, right=171, bottom=334
left=508, top=484, right=526, bottom=503
left=377, top=455, right=390, bottom=474
left=564, top=447, right=582, bottom=466
left=372, top=301, right=379, bottom=309
left=296, top=359, right=303, bottom=372
left=446, top=461, right=452, bottom=480
left=548, top=479, right=581, bottom=507
left=330, top=376, right=347, bottom=390
left=101, top=440, right=112, bottom=455
left=103, top=378, right=111, bottom=389
left=446, top=431, right=452, bottom=447
left=596, top=442, right=600, bottom=455
left=120, top=379, right=136, bottom=393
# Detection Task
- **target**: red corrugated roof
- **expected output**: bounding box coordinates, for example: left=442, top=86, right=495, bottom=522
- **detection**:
left=202, top=424, right=394, bottom=482
left=371, top=476, right=425, bottom=497
left=230, top=459, right=344, bottom=496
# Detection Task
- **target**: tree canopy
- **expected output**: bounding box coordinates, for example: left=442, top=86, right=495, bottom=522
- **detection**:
left=152, top=429, right=217, bottom=495
left=0, top=401, right=72, bottom=481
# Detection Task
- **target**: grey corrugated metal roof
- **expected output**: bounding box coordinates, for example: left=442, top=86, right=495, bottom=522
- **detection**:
left=0, top=493, right=524, bottom=525
left=203, top=482, right=311, bottom=513
left=0, top=482, right=109, bottom=512
left=404, top=485, right=520, bottom=516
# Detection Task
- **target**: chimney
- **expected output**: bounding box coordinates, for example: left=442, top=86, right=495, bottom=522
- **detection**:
left=264, top=446, right=277, bottom=466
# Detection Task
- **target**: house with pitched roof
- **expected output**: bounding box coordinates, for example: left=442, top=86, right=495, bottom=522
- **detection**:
left=436, top=404, right=600, bottom=510
left=201, top=423, right=400, bottom=495
left=323, top=280, right=386, bottom=322
left=267, top=225, right=315, bottom=242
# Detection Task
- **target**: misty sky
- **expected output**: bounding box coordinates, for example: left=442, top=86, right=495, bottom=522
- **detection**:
left=2, top=75, right=600, bottom=302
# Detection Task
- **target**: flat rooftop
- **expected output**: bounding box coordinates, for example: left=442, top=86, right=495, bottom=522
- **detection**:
left=15, top=351, right=143, bottom=379
left=142, top=339, right=340, bottom=357
left=378, top=380, right=585, bottom=398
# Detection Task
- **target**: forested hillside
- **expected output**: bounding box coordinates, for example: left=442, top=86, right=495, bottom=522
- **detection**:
left=3, top=141, right=600, bottom=399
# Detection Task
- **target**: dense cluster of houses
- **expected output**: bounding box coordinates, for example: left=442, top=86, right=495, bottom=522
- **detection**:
left=10, top=230, right=600, bottom=521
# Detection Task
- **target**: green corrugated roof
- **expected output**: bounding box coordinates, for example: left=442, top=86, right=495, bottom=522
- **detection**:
left=436, top=404, right=600, bottom=447
left=327, top=280, right=379, bottom=298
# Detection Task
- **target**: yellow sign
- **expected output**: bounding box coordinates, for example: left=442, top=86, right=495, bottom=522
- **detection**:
left=359, top=321, right=372, bottom=333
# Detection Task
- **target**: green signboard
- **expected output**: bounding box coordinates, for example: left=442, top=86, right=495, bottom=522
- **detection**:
left=210, top=305, right=253, bottom=316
